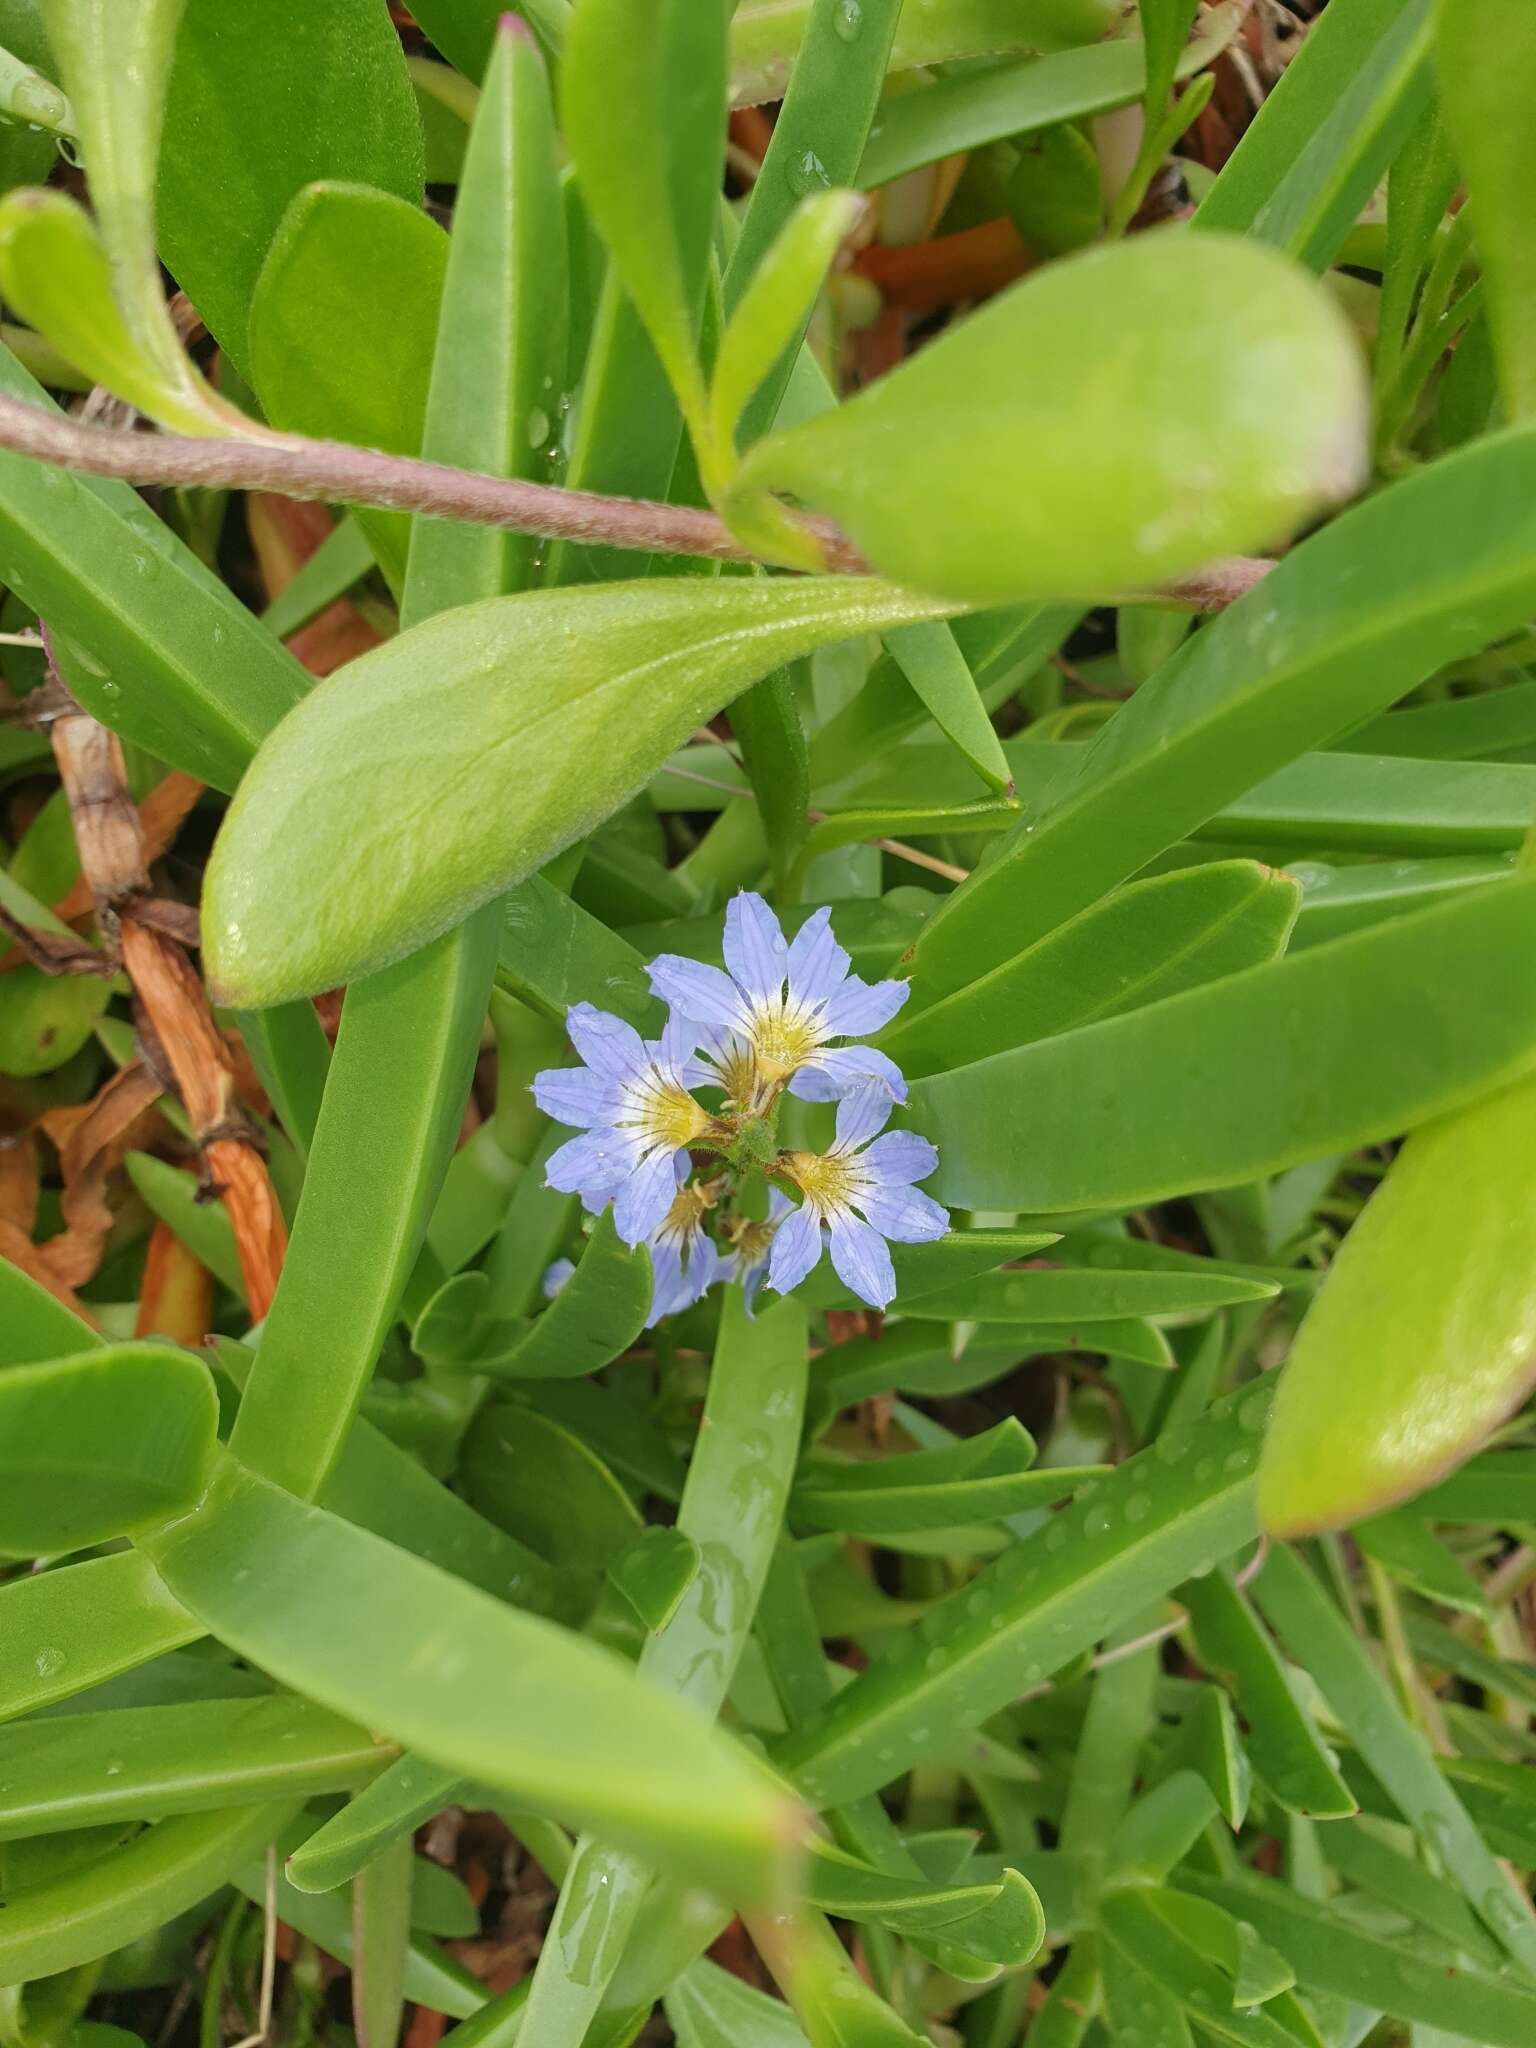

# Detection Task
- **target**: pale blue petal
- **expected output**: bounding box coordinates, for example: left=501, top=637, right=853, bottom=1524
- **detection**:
left=767, top=1187, right=795, bottom=1222
left=656, top=1008, right=699, bottom=1081
left=835, top=1080, right=894, bottom=1154
left=768, top=1202, right=823, bottom=1296
left=546, top=1128, right=629, bottom=1199
left=828, top=1210, right=896, bottom=1309
left=741, top=1258, right=767, bottom=1317
left=860, top=1129, right=940, bottom=1187
left=858, top=1182, right=949, bottom=1244
left=566, top=1002, right=648, bottom=1083
left=647, top=1238, right=686, bottom=1323
left=614, top=1145, right=680, bottom=1245
left=532, top=1066, right=625, bottom=1129
left=790, top=1044, right=908, bottom=1105
left=822, top=973, right=911, bottom=1038
left=786, top=906, right=849, bottom=1008
left=542, top=1257, right=576, bottom=1300
left=648, top=954, right=749, bottom=1033
left=680, top=1237, right=723, bottom=1310
left=724, top=891, right=788, bottom=1004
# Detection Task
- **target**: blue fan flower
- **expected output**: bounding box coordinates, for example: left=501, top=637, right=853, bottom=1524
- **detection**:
left=648, top=891, right=910, bottom=1110
left=723, top=1188, right=795, bottom=1315
left=646, top=1166, right=726, bottom=1325
left=531, top=1003, right=714, bottom=1245
left=768, top=1082, right=948, bottom=1310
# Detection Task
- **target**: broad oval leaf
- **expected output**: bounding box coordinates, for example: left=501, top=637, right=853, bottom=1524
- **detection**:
left=158, top=0, right=424, bottom=371
left=732, top=232, right=1367, bottom=604
left=0, top=1345, right=219, bottom=1554
left=1259, top=1070, right=1536, bottom=1534
left=203, top=577, right=953, bottom=1006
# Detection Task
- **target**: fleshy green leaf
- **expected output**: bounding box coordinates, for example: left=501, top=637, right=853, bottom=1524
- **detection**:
left=1260, top=1069, right=1536, bottom=1533
left=140, top=1455, right=804, bottom=1903
left=1434, top=0, right=1536, bottom=420
left=0, top=1346, right=218, bottom=1553
left=479, top=1211, right=653, bottom=1382
left=909, top=871, right=1536, bottom=1213
left=203, top=577, right=954, bottom=1007
left=733, top=233, right=1366, bottom=605
left=158, top=0, right=423, bottom=370
left=0, top=1259, right=101, bottom=1369
left=883, top=860, right=1298, bottom=1081
left=777, top=1382, right=1271, bottom=1806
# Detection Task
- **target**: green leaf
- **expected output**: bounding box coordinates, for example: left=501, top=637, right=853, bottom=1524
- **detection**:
left=404, top=13, right=566, bottom=613
left=285, top=1757, right=464, bottom=1897
left=248, top=181, right=449, bottom=589
left=902, top=1267, right=1278, bottom=1325
left=909, top=871, right=1536, bottom=1213
left=498, top=876, right=662, bottom=1032
left=458, top=1402, right=642, bottom=1575
left=234, top=1818, right=488, bottom=2022
left=1180, top=1566, right=1355, bottom=1819
left=480, top=1211, right=652, bottom=1382
left=229, top=919, right=499, bottom=1501
left=0, top=1697, right=388, bottom=1839
left=0, top=1553, right=202, bottom=1725
left=730, top=664, right=812, bottom=887
left=777, top=1381, right=1271, bottom=1806
left=606, top=1525, right=701, bottom=1635
left=1252, top=1543, right=1536, bottom=1975
left=734, top=233, right=1365, bottom=606
left=1260, top=1068, right=1536, bottom=1533
left=350, top=1829, right=412, bottom=2048
left=158, top=0, right=423, bottom=371
left=857, top=15, right=1233, bottom=188
left=1179, top=1868, right=1536, bottom=2048
left=1353, top=1506, right=1493, bottom=1619
left=1192, top=0, right=1435, bottom=272
left=0, top=1346, right=218, bottom=1553
left=1154, top=1692, right=1250, bottom=1832
left=560, top=0, right=728, bottom=441
left=1102, top=1936, right=1192, bottom=2048
left=667, top=1958, right=812, bottom=2048
left=913, top=426, right=1536, bottom=1000
left=0, top=1804, right=294, bottom=1986
left=140, top=1455, right=804, bottom=1904
left=1416, top=1449, right=1536, bottom=1523
left=45, top=0, right=219, bottom=421
left=881, top=622, right=1013, bottom=795
left=1099, top=1889, right=1303, bottom=2048
left=791, top=1425, right=1102, bottom=1538
left=0, top=1259, right=101, bottom=1368
left=203, top=577, right=954, bottom=1007
left=515, top=1288, right=810, bottom=2042
left=885, top=861, right=1297, bottom=1081
left=0, top=189, right=218, bottom=432
left=1320, top=1819, right=1504, bottom=1969
left=712, top=189, right=863, bottom=458
left=124, top=1153, right=244, bottom=1298
left=1435, top=0, right=1536, bottom=420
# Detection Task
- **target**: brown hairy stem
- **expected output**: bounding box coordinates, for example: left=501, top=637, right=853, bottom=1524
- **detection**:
left=0, top=392, right=1276, bottom=609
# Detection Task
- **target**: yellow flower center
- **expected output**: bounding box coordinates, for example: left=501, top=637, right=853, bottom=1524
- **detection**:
left=658, top=1178, right=715, bottom=1245
left=728, top=1213, right=778, bottom=1264
left=783, top=1149, right=863, bottom=1221
left=748, top=997, right=827, bottom=1082
left=622, top=1076, right=710, bottom=1152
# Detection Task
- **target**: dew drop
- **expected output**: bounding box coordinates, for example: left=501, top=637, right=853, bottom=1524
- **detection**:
left=130, top=550, right=162, bottom=582
left=33, top=1646, right=65, bottom=1679
left=833, top=0, right=863, bottom=40
left=104, top=1755, right=124, bottom=1777
left=526, top=405, right=551, bottom=450
left=11, top=75, right=66, bottom=128
left=1124, top=1491, right=1153, bottom=1523
left=1044, top=1520, right=1068, bottom=1552
left=1084, top=1500, right=1114, bottom=1538
left=1224, top=1447, right=1255, bottom=1475
left=1238, top=1387, right=1270, bottom=1434
left=788, top=149, right=831, bottom=197
left=1193, top=1455, right=1218, bottom=1483
left=1154, top=1430, right=1188, bottom=1466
